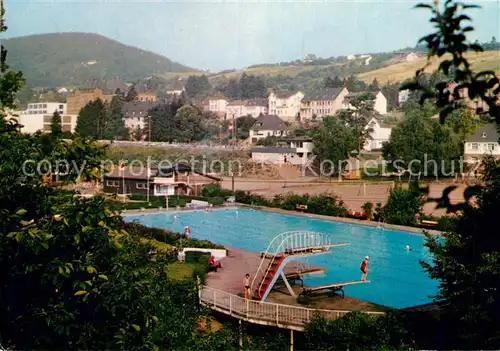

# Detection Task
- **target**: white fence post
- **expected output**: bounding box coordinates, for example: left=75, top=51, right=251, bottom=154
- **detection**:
left=214, top=290, right=216, bottom=308
left=246, top=300, right=249, bottom=318
left=276, top=305, right=279, bottom=324
left=307, top=309, right=310, bottom=323
left=229, top=295, right=232, bottom=314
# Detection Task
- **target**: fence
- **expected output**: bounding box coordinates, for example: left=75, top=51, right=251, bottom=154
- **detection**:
left=199, top=285, right=385, bottom=331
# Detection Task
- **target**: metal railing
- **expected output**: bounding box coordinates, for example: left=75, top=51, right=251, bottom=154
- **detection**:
left=199, top=285, right=385, bottom=330
left=251, top=231, right=348, bottom=295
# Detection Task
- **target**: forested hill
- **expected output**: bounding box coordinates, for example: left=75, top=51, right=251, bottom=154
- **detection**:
left=3, top=32, right=197, bottom=88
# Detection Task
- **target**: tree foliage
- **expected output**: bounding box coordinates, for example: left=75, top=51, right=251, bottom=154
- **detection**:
left=338, top=92, right=376, bottom=153
left=380, top=181, right=424, bottom=226
left=382, top=102, right=461, bottom=175
left=404, top=0, right=500, bottom=122
left=75, top=99, right=107, bottom=139
left=50, top=110, right=62, bottom=136
left=312, top=116, right=357, bottom=174
left=185, top=75, right=212, bottom=98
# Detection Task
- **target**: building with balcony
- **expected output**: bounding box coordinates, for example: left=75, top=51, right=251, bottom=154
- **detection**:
left=122, top=101, right=161, bottom=132
left=464, top=124, right=500, bottom=164
left=300, top=87, right=349, bottom=121
left=226, top=98, right=268, bottom=119
left=102, top=163, right=221, bottom=197
left=16, top=102, right=77, bottom=134
left=250, top=136, right=314, bottom=165
left=268, top=90, right=304, bottom=122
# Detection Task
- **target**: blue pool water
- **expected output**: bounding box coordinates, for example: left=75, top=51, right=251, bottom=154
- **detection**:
left=124, top=208, right=438, bottom=308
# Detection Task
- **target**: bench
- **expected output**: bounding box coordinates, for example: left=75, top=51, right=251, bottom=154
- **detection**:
left=298, top=280, right=370, bottom=303
left=420, top=220, right=438, bottom=229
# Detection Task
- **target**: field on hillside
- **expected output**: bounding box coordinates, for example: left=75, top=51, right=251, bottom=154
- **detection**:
left=359, top=51, right=500, bottom=84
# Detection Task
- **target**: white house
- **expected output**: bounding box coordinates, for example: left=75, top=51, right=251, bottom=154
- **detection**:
left=343, top=91, right=387, bottom=115
left=249, top=114, right=290, bottom=142
left=203, top=93, right=229, bottom=118
left=463, top=124, right=500, bottom=163
left=251, top=136, right=314, bottom=165
left=226, top=99, right=268, bottom=119
left=268, top=91, right=304, bottom=122
left=364, top=117, right=392, bottom=151
left=16, top=102, right=77, bottom=134
left=122, top=101, right=161, bottom=132
left=300, top=87, right=350, bottom=121
left=398, top=90, right=410, bottom=105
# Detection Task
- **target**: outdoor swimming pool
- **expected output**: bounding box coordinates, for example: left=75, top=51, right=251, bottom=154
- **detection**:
left=124, top=208, right=438, bottom=309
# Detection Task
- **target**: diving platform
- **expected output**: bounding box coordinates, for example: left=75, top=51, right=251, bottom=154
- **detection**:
left=298, top=280, right=371, bottom=302
left=251, top=231, right=349, bottom=302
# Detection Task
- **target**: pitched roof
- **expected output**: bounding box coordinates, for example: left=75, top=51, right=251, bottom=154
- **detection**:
left=272, top=91, right=298, bottom=99
left=122, top=101, right=161, bottom=117
left=251, top=114, right=287, bottom=131
left=245, top=98, right=268, bottom=107
left=251, top=147, right=297, bottom=154
left=302, top=88, right=344, bottom=101
left=206, top=92, right=228, bottom=101
left=227, top=100, right=245, bottom=106
left=467, top=124, right=499, bottom=143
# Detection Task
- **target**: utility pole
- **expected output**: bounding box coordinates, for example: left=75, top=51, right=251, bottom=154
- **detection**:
left=148, top=115, right=152, bottom=146
left=232, top=113, right=236, bottom=193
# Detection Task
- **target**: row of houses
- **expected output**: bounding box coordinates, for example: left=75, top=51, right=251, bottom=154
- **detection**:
left=203, top=87, right=388, bottom=122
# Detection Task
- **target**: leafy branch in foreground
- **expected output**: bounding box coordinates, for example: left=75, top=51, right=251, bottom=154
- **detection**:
left=402, top=0, right=500, bottom=123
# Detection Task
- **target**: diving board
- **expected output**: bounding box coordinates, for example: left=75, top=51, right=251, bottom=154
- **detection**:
left=251, top=231, right=350, bottom=302
left=298, top=280, right=370, bottom=303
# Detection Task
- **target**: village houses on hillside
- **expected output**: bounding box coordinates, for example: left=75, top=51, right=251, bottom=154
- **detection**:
left=226, top=99, right=268, bottom=119
left=249, top=114, right=290, bottom=143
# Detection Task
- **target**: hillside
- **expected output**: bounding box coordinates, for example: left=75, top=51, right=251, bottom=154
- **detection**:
left=3, top=32, right=198, bottom=88
left=358, top=50, right=500, bottom=84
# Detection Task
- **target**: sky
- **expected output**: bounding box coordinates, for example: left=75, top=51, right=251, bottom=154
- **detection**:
left=3, top=0, right=500, bottom=72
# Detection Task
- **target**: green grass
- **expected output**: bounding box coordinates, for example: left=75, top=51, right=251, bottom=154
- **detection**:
left=167, top=262, right=198, bottom=281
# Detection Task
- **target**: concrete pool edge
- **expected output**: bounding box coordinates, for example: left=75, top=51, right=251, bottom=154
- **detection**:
left=235, top=204, right=444, bottom=236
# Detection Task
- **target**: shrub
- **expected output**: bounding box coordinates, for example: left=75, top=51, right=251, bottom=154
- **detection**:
left=201, top=184, right=233, bottom=198
left=362, top=202, right=374, bottom=220
left=373, top=202, right=383, bottom=222
left=380, top=181, right=424, bottom=226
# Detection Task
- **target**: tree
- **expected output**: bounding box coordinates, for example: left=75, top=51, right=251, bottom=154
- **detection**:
left=338, top=92, right=376, bottom=153
left=125, top=84, right=137, bottom=102
left=312, top=116, right=357, bottom=175
left=380, top=181, right=424, bottom=226
left=185, top=75, right=212, bottom=98
left=104, top=95, right=128, bottom=140
left=404, top=0, right=500, bottom=123
left=145, top=102, right=179, bottom=142
left=445, top=107, right=480, bottom=144
left=75, top=99, right=107, bottom=138
left=422, top=156, right=500, bottom=348
left=382, top=102, right=461, bottom=176
left=173, top=105, right=206, bottom=142
left=50, top=110, right=62, bottom=136
left=368, top=78, right=380, bottom=92
left=381, top=82, right=400, bottom=111
left=235, top=115, right=255, bottom=139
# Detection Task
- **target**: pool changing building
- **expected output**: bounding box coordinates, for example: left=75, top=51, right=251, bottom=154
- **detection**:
left=250, top=136, right=314, bottom=166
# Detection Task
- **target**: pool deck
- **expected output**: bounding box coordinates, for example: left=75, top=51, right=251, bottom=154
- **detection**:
left=206, top=246, right=389, bottom=313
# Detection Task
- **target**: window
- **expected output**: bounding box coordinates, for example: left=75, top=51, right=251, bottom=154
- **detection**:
left=482, top=132, right=487, bottom=138
left=488, top=143, right=496, bottom=151
left=106, top=180, right=119, bottom=187
left=136, top=183, right=148, bottom=189
left=470, top=143, right=479, bottom=151
left=59, top=104, right=64, bottom=109
left=43, top=104, right=47, bottom=108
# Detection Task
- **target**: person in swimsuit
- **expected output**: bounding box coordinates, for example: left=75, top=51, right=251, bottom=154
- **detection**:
left=360, top=256, right=369, bottom=281
left=243, top=274, right=251, bottom=299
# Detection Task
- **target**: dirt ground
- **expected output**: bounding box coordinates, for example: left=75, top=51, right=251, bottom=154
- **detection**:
left=222, top=177, right=468, bottom=216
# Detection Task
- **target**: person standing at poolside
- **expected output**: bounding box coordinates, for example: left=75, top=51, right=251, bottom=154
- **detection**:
left=184, top=226, right=191, bottom=238
left=243, top=274, right=251, bottom=299
left=360, top=256, right=369, bottom=281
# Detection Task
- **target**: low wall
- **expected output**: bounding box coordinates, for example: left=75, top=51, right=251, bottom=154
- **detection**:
left=180, top=247, right=228, bottom=260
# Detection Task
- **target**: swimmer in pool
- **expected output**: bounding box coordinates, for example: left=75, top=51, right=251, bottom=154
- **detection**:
left=405, top=245, right=412, bottom=251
